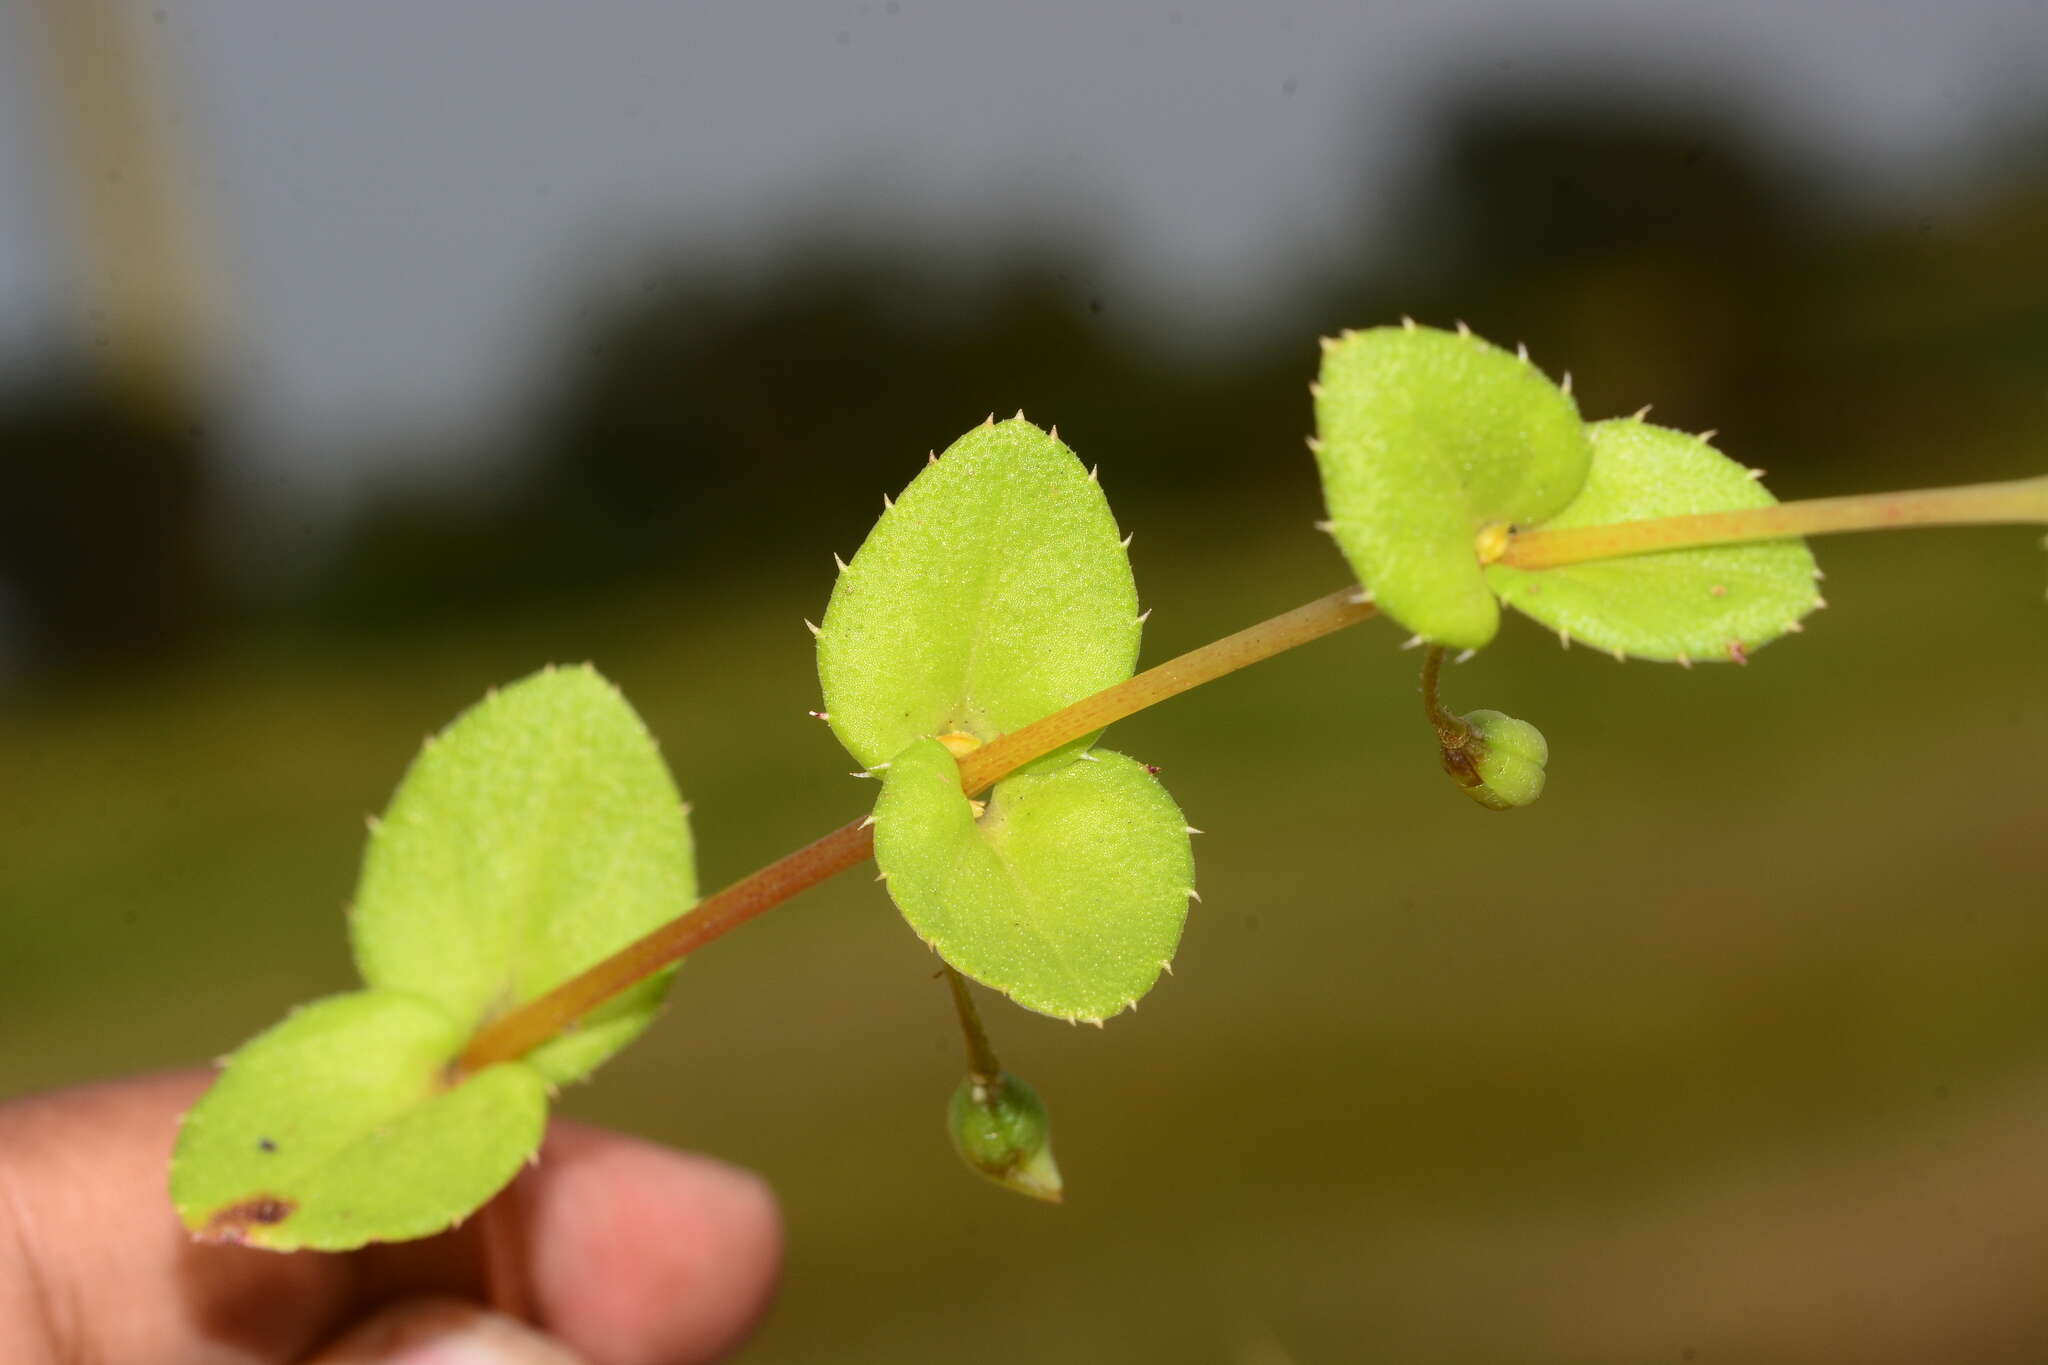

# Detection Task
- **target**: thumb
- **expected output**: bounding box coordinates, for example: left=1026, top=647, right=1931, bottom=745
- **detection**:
left=306, top=1298, right=587, bottom=1365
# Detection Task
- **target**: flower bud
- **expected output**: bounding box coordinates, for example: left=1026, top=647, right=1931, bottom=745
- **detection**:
left=1441, top=708, right=1548, bottom=810
left=947, top=1072, right=1063, bottom=1203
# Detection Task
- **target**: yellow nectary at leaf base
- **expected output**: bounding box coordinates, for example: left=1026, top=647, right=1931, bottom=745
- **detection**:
left=816, top=418, right=1141, bottom=771
left=1313, top=324, right=1591, bottom=652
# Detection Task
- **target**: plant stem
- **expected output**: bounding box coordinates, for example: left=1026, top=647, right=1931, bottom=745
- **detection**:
left=456, top=585, right=1381, bottom=1073
left=1494, top=473, right=2048, bottom=572
left=1417, top=644, right=1467, bottom=749
left=956, top=586, right=1378, bottom=793
left=945, top=965, right=1003, bottom=1083
left=475, top=1169, right=534, bottom=1324
left=459, top=818, right=881, bottom=1072
left=1420, top=644, right=1489, bottom=795
left=455, top=471, right=2047, bottom=1075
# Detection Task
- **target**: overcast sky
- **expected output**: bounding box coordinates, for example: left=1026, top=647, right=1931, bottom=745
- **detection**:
left=3, top=0, right=2044, bottom=501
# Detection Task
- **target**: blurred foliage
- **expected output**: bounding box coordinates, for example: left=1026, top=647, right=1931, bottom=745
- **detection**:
left=2, top=79, right=2047, bottom=1363
left=0, top=381, right=220, bottom=670
left=2, top=528, right=2043, bottom=1363
left=264, top=98, right=2048, bottom=633
left=9, top=85, right=2045, bottom=657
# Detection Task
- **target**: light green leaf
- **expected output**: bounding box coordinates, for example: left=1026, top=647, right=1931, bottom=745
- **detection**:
left=1313, top=324, right=1591, bottom=651
left=350, top=665, right=695, bottom=1086
left=873, top=739, right=1193, bottom=1023
left=170, top=990, right=547, bottom=1252
left=817, top=418, right=1140, bottom=771
left=1486, top=418, right=1823, bottom=662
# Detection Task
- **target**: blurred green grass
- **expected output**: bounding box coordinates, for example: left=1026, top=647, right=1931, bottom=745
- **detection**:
left=2, top=508, right=2045, bottom=1363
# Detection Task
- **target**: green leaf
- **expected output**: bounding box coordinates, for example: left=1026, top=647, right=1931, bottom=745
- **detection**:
left=1486, top=418, right=1823, bottom=663
left=817, top=418, right=1141, bottom=771
left=1313, top=324, right=1591, bottom=651
left=873, top=739, right=1193, bottom=1023
left=170, top=991, right=548, bottom=1251
left=350, top=665, right=695, bottom=1086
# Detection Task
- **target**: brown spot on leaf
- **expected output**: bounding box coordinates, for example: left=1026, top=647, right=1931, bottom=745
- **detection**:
left=199, top=1195, right=296, bottom=1243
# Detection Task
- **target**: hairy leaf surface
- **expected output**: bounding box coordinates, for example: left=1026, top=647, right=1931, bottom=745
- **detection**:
left=818, top=419, right=1140, bottom=770
left=873, top=739, right=1192, bottom=1022
left=350, top=665, right=696, bottom=1086
left=1313, top=325, right=1590, bottom=650
left=170, top=990, right=547, bottom=1251
left=1487, top=419, right=1822, bottom=662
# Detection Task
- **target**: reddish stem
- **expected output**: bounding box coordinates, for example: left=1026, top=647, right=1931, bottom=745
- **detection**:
left=460, top=818, right=878, bottom=1072
left=456, top=586, right=1379, bottom=1073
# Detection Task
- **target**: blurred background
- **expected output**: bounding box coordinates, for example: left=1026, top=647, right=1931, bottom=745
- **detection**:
left=2, top=1, right=2045, bottom=1360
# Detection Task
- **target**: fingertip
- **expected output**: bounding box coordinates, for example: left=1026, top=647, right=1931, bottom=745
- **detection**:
left=307, top=1296, right=583, bottom=1363
left=525, top=1123, right=781, bottom=1365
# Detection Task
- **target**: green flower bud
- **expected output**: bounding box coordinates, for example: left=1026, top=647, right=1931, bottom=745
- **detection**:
left=1441, top=708, right=1548, bottom=810
left=947, top=1072, right=1063, bottom=1203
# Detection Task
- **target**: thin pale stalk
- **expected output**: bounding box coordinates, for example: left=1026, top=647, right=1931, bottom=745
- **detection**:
left=945, top=966, right=1002, bottom=1083
left=958, top=586, right=1378, bottom=793
left=1418, top=643, right=1488, bottom=796
left=1416, top=644, right=1466, bottom=749
left=458, top=586, right=1381, bottom=1073
left=1496, top=473, right=2048, bottom=572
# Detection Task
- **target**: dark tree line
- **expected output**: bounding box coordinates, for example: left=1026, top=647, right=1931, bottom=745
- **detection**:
left=6, top=80, right=2046, bottom=670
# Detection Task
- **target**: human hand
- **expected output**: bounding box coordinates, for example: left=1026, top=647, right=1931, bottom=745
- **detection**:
left=0, top=1072, right=781, bottom=1364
